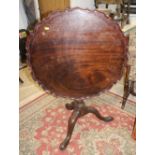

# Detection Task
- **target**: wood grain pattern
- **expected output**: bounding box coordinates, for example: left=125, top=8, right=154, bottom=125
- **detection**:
left=38, top=0, right=70, bottom=18
left=27, top=8, right=128, bottom=99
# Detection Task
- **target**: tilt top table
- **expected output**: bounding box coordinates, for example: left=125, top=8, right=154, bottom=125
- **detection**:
left=27, top=8, right=128, bottom=150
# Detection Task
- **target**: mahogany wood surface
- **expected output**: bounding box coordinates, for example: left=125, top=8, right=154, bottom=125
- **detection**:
left=59, top=100, right=113, bottom=150
left=27, top=8, right=128, bottom=99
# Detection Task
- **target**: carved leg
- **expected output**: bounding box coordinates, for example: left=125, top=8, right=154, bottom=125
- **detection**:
left=130, top=81, right=136, bottom=96
left=122, top=65, right=131, bottom=109
left=59, top=109, right=80, bottom=150
left=59, top=100, right=113, bottom=150
left=86, top=107, right=113, bottom=122
left=131, top=91, right=136, bottom=96
left=126, top=0, right=130, bottom=24
left=121, top=81, right=130, bottom=109
left=121, top=4, right=125, bottom=28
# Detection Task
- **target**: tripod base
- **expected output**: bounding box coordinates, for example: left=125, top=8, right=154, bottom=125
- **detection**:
left=59, top=100, right=113, bottom=150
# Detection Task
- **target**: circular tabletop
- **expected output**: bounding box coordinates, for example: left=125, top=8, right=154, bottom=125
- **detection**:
left=27, top=8, right=128, bottom=99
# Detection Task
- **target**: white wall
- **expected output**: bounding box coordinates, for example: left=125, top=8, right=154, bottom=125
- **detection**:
left=19, top=0, right=28, bottom=29
left=70, top=0, right=95, bottom=10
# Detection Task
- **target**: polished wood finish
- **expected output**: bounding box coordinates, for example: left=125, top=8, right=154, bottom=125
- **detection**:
left=38, top=0, right=70, bottom=18
left=27, top=8, right=128, bottom=150
left=27, top=8, right=128, bottom=99
left=59, top=100, right=113, bottom=150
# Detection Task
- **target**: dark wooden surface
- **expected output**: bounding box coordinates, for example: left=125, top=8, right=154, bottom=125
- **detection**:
left=27, top=8, right=128, bottom=99
left=59, top=100, right=113, bottom=150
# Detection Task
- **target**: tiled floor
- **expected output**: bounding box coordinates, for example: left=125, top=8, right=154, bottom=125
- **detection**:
left=19, top=66, right=45, bottom=107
